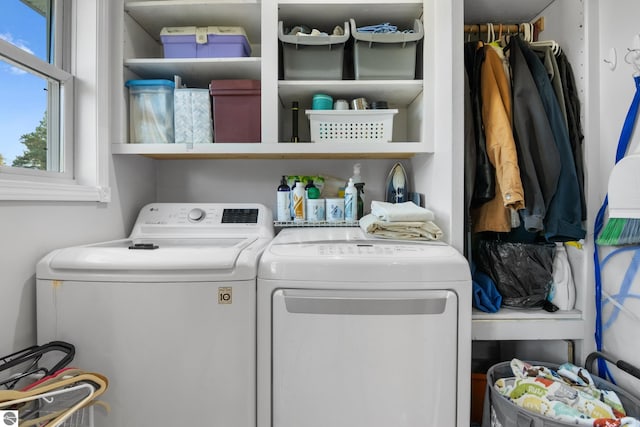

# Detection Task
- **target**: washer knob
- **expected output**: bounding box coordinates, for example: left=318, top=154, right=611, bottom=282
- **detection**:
left=188, top=208, right=206, bottom=222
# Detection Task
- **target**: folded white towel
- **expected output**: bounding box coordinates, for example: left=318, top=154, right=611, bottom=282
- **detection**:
left=370, top=201, right=435, bottom=222
left=359, top=214, right=443, bottom=241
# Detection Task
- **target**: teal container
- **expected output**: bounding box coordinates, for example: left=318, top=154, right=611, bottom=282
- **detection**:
left=312, top=93, right=333, bottom=110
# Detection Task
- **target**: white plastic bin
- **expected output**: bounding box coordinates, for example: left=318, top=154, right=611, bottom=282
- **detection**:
left=305, top=109, right=398, bottom=143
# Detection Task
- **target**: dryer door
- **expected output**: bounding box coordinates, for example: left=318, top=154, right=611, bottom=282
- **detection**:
left=272, top=288, right=459, bottom=427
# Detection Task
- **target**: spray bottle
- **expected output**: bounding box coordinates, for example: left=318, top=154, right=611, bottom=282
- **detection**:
left=351, top=163, right=365, bottom=219
left=344, top=178, right=358, bottom=221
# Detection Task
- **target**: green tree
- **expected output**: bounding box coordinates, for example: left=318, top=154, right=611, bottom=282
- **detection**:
left=12, top=113, right=47, bottom=169
left=0, top=153, right=5, bottom=166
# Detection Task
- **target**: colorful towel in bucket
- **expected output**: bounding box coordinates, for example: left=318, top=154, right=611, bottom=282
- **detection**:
left=494, top=359, right=640, bottom=426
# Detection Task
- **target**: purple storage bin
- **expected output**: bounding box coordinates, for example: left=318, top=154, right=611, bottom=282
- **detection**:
left=161, top=26, right=251, bottom=58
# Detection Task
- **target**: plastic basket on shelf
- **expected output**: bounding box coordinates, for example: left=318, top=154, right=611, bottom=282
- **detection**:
left=305, top=109, right=398, bottom=143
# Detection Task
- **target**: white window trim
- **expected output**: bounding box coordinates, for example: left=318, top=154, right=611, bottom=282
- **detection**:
left=0, top=0, right=111, bottom=202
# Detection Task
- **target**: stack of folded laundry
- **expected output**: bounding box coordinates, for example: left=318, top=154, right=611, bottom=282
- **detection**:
left=359, top=201, right=443, bottom=241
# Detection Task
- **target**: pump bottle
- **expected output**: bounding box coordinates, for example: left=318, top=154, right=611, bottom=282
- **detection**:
left=305, top=179, right=320, bottom=199
left=276, top=175, right=291, bottom=221
left=344, top=178, right=357, bottom=221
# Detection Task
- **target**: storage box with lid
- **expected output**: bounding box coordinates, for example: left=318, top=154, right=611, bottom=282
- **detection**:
left=125, top=79, right=175, bottom=144
left=160, top=26, right=251, bottom=58
left=174, top=88, right=213, bottom=144
left=278, top=21, right=350, bottom=80
left=209, top=79, right=261, bottom=143
left=350, top=18, right=424, bottom=80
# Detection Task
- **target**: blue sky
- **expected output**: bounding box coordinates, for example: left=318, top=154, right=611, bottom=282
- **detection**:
left=0, top=0, right=48, bottom=164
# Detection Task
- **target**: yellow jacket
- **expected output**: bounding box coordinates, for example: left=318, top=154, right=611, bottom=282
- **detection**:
left=472, top=45, right=525, bottom=232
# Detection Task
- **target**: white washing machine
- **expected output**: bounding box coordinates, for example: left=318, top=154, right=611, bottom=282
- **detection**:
left=37, top=203, right=273, bottom=427
left=257, top=227, right=471, bottom=427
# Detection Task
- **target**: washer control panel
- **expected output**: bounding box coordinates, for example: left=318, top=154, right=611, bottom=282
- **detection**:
left=137, top=204, right=262, bottom=225
left=129, top=203, right=273, bottom=239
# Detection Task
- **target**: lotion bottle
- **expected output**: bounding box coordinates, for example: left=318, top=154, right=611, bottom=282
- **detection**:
left=293, top=181, right=306, bottom=221
left=276, top=175, right=291, bottom=221
left=344, top=178, right=357, bottom=221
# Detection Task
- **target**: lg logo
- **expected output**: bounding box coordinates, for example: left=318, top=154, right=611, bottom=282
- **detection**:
left=1, top=411, right=18, bottom=426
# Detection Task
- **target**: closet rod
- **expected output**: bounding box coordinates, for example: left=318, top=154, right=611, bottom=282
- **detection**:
left=463, top=16, right=544, bottom=35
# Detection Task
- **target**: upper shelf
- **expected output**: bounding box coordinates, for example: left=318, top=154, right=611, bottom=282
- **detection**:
left=277, top=2, right=423, bottom=28
left=125, top=58, right=261, bottom=87
left=278, top=80, right=423, bottom=108
left=125, top=0, right=262, bottom=44
left=464, top=0, right=554, bottom=24
left=111, top=141, right=431, bottom=159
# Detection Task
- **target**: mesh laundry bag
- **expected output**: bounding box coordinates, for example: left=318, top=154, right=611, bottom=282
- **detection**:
left=481, top=360, right=640, bottom=427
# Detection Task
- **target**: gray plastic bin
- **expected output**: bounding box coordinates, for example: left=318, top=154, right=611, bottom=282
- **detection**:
left=482, top=360, right=640, bottom=427
left=279, top=21, right=350, bottom=80
left=350, top=18, right=423, bottom=80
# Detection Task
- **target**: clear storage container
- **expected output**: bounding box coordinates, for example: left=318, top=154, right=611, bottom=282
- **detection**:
left=125, top=79, right=175, bottom=144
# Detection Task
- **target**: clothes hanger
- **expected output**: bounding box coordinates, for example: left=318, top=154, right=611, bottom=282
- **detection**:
left=0, top=341, right=75, bottom=390
left=1, top=382, right=97, bottom=427
left=486, top=23, right=494, bottom=43
left=623, top=48, right=640, bottom=76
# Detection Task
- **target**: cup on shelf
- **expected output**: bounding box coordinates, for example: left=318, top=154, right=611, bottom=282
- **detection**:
left=370, top=100, right=388, bottom=109
left=351, top=97, right=368, bottom=110
left=333, top=99, right=349, bottom=110
left=312, top=93, right=334, bottom=110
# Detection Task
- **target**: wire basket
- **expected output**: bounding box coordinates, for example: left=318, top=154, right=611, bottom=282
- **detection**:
left=305, top=109, right=398, bottom=143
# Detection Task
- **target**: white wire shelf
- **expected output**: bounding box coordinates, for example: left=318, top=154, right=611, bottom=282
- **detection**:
left=274, top=220, right=359, bottom=227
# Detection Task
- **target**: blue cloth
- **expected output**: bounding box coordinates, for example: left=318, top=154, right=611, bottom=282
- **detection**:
left=472, top=264, right=502, bottom=313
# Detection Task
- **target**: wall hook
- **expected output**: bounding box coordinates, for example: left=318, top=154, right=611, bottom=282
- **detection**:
left=604, top=47, right=617, bottom=70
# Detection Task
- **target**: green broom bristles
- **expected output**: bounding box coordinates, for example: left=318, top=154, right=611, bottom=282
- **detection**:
left=597, top=217, right=640, bottom=246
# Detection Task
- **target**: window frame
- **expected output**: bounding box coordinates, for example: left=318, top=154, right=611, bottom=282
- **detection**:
left=0, top=0, right=110, bottom=202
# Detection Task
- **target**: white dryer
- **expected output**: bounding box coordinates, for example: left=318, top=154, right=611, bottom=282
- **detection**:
left=37, top=203, right=274, bottom=427
left=257, top=227, right=471, bottom=427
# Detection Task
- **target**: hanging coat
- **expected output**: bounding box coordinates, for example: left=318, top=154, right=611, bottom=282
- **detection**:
left=472, top=45, right=525, bottom=233
left=517, top=37, right=586, bottom=242
left=557, top=51, right=587, bottom=221
left=465, top=41, right=496, bottom=207
left=508, top=35, right=561, bottom=233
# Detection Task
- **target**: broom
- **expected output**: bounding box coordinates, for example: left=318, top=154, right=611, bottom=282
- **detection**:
left=596, top=153, right=640, bottom=246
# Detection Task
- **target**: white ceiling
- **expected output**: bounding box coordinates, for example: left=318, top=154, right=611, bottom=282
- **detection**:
left=464, top=0, right=555, bottom=24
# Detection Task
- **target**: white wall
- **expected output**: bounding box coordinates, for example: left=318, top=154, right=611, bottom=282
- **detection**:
left=0, top=155, right=155, bottom=356
left=596, top=0, right=640, bottom=395
left=155, top=158, right=446, bottom=220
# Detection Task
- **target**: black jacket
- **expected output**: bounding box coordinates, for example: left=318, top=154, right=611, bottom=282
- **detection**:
left=508, top=36, right=561, bottom=233
left=465, top=41, right=495, bottom=207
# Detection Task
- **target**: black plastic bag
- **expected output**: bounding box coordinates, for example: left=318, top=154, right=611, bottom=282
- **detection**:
left=476, top=240, right=556, bottom=309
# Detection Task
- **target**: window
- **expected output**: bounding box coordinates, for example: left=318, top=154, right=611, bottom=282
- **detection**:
left=0, top=0, right=110, bottom=201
